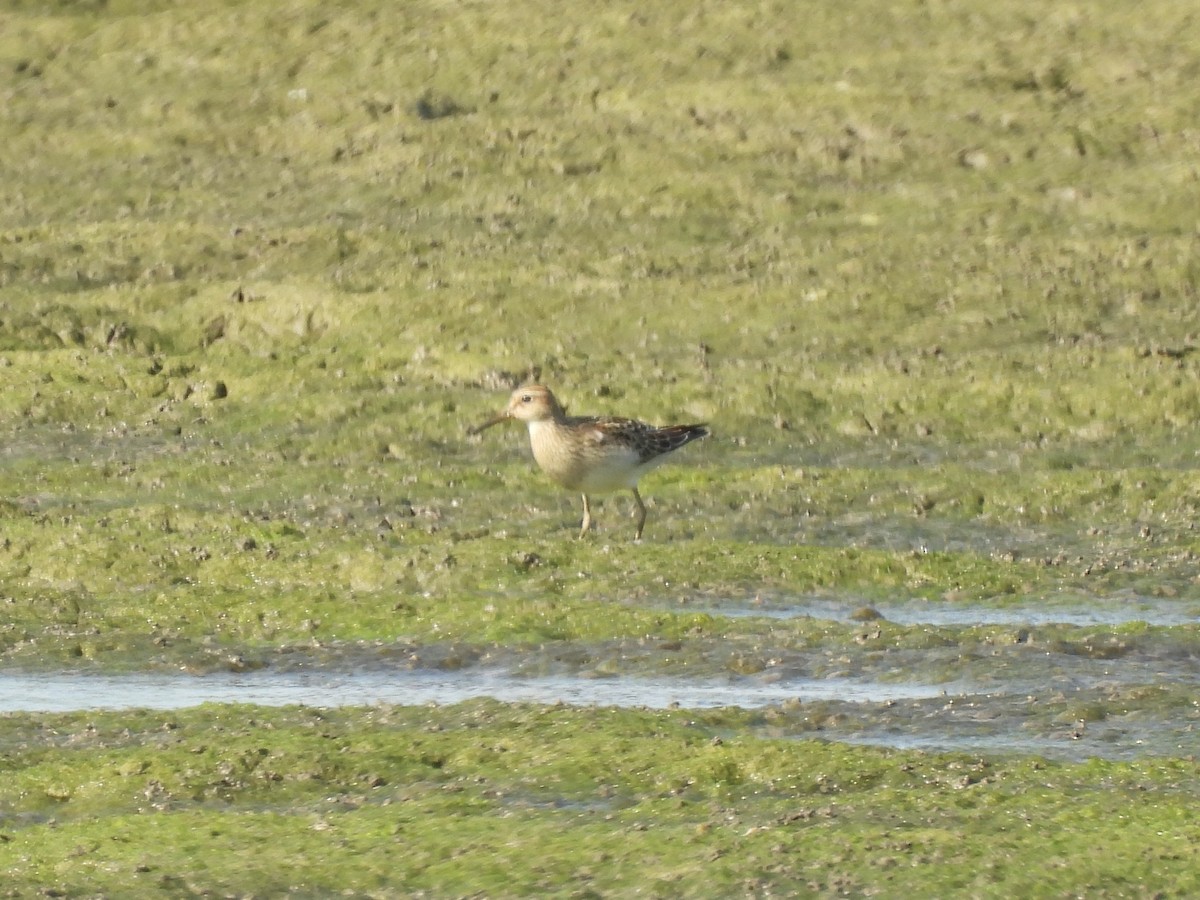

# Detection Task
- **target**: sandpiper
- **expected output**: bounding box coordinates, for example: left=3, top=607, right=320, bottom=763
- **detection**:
left=470, top=385, right=710, bottom=540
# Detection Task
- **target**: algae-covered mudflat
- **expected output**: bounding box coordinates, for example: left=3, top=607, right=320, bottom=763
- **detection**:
left=4, top=702, right=1200, bottom=897
left=2, top=0, right=1200, bottom=895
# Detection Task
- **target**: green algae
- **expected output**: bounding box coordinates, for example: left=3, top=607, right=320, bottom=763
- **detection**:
left=3, top=0, right=1200, bottom=894
left=2, top=702, right=1199, bottom=897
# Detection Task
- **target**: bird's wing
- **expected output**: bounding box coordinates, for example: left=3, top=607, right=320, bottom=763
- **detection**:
left=570, top=416, right=709, bottom=462
left=569, top=415, right=650, bottom=445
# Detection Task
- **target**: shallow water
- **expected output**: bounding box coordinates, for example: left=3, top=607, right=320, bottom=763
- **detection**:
left=700, top=597, right=1200, bottom=627
left=0, top=668, right=954, bottom=714
left=4, top=660, right=1197, bottom=762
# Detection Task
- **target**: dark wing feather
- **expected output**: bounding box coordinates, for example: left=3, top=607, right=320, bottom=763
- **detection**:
left=569, top=415, right=710, bottom=463
left=635, top=423, right=710, bottom=462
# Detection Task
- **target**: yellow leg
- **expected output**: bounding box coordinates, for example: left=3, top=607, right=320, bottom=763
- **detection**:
left=578, top=493, right=592, bottom=539
left=632, top=487, right=647, bottom=541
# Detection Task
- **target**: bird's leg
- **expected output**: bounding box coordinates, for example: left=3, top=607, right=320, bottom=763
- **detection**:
left=631, top=487, right=647, bottom=541
left=578, top=493, right=593, bottom=539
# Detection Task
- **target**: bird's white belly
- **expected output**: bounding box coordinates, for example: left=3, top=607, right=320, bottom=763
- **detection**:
left=528, top=420, right=651, bottom=492
left=572, top=449, right=652, bottom=492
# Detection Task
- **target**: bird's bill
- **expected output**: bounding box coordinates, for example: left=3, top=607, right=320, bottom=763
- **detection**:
left=468, top=411, right=509, bottom=435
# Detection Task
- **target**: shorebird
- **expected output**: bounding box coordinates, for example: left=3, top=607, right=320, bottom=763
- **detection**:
left=470, top=385, right=710, bottom=540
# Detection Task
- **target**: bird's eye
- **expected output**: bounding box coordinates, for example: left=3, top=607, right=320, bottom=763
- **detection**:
left=521, top=394, right=532, bottom=403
